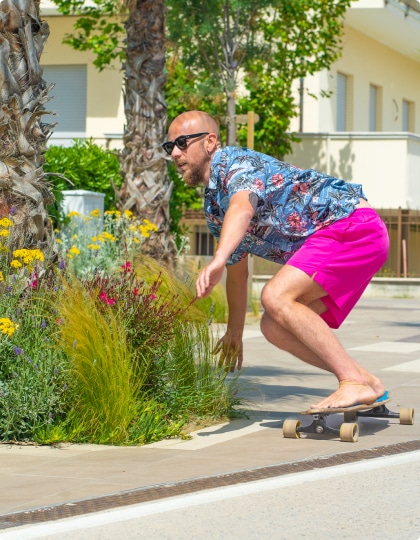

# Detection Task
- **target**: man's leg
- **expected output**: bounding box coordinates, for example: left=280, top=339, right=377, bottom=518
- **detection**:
left=260, top=264, right=385, bottom=408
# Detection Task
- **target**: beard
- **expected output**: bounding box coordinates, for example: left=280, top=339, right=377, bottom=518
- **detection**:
left=183, top=168, right=203, bottom=187
left=178, top=158, right=209, bottom=187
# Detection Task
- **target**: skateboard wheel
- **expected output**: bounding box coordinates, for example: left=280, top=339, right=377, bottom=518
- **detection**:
left=283, top=418, right=301, bottom=439
left=340, top=422, right=359, bottom=442
left=399, top=407, right=414, bottom=425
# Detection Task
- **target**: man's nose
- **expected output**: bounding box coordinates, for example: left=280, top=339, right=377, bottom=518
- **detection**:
left=171, top=144, right=182, bottom=158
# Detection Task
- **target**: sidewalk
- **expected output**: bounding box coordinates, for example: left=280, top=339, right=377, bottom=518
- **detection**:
left=1, top=297, right=419, bottom=528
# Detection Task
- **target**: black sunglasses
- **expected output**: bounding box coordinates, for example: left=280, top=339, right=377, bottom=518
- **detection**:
left=162, top=132, right=209, bottom=155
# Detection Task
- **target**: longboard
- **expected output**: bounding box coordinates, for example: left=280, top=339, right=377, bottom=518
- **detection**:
left=283, top=394, right=414, bottom=442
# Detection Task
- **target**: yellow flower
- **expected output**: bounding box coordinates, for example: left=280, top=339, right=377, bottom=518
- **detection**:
left=90, top=209, right=101, bottom=218
left=143, top=219, right=158, bottom=232
left=69, top=246, right=80, bottom=255
left=72, top=234, right=78, bottom=240
left=0, top=317, right=18, bottom=337
left=104, top=210, right=121, bottom=218
left=123, top=209, right=133, bottom=218
left=87, top=244, right=101, bottom=250
left=133, top=237, right=140, bottom=244
left=10, top=260, right=22, bottom=268
left=139, top=226, right=150, bottom=238
left=13, top=249, right=44, bottom=264
left=0, top=218, right=14, bottom=228
left=0, top=271, right=3, bottom=281
left=0, top=246, right=9, bottom=253
left=0, top=229, right=10, bottom=237
left=97, top=232, right=116, bottom=243
left=55, top=238, right=63, bottom=244
left=68, top=211, right=81, bottom=218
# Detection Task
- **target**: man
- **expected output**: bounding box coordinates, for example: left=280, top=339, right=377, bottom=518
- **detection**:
left=163, top=110, right=389, bottom=409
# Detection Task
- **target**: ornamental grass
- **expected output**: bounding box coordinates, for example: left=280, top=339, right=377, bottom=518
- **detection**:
left=0, top=208, right=245, bottom=445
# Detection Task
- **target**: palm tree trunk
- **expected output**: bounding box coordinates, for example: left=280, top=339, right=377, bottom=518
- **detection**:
left=115, top=0, right=175, bottom=267
left=0, top=0, right=55, bottom=257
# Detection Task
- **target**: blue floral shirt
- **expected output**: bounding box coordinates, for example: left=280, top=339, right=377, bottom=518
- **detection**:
left=204, top=147, right=366, bottom=265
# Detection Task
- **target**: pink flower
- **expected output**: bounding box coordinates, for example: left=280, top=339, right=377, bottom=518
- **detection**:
left=121, top=261, right=131, bottom=272
left=99, top=291, right=116, bottom=305
left=133, top=287, right=139, bottom=296
left=150, top=293, right=156, bottom=300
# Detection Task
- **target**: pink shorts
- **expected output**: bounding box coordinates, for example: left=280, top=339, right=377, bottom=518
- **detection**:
left=286, top=209, right=389, bottom=329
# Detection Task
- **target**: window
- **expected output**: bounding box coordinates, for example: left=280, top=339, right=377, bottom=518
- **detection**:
left=194, top=225, right=214, bottom=256
left=336, top=73, right=347, bottom=131
left=369, top=85, right=377, bottom=131
left=42, top=65, right=87, bottom=135
left=402, top=99, right=414, bottom=132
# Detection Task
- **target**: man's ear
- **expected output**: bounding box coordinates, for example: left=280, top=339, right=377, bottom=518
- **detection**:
left=206, top=132, right=219, bottom=154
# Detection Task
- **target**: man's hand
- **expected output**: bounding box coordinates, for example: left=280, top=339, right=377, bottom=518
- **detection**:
left=213, top=331, right=243, bottom=372
left=196, top=257, right=226, bottom=299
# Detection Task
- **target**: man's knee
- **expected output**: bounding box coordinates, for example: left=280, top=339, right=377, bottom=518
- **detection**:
left=261, top=280, right=283, bottom=317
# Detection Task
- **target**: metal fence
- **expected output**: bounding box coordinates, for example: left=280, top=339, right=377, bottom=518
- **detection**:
left=377, top=208, right=420, bottom=277
left=182, top=207, right=420, bottom=278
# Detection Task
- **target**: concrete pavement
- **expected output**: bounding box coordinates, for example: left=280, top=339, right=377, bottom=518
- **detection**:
left=0, top=297, right=419, bottom=535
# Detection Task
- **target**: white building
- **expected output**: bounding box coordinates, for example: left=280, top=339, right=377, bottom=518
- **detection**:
left=40, top=0, right=420, bottom=276
left=286, top=0, right=420, bottom=211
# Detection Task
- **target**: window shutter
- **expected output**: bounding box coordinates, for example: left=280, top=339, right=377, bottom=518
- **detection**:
left=42, top=65, right=87, bottom=132
left=369, top=85, right=377, bottom=131
left=336, top=73, right=347, bottom=131
left=402, top=100, right=410, bottom=132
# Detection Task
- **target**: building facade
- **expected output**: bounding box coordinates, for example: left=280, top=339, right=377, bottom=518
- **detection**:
left=41, top=0, right=420, bottom=276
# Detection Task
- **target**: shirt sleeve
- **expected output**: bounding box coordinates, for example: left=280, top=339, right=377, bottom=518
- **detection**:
left=224, top=154, right=266, bottom=200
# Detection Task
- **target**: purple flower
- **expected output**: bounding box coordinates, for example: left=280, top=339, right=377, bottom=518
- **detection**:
left=9, top=206, right=16, bottom=216
left=13, top=346, right=23, bottom=355
left=63, top=384, right=68, bottom=391
left=59, top=259, right=66, bottom=270
left=40, top=319, right=47, bottom=328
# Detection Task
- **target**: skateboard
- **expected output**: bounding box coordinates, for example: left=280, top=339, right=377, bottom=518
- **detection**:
left=283, top=394, right=414, bottom=442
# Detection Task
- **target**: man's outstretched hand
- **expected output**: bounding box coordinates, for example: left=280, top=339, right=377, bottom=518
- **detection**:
left=213, top=332, right=243, bottom=373
left=196, top=258, right=225, bottom=299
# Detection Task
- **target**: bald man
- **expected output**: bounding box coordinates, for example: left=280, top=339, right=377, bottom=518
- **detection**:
left=163, top=111, right=389, bottom=410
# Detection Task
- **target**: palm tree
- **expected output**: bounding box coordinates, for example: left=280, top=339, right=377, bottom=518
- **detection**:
left=114, top=0, right=176, bottom=266
left=0, top=0, right=55, bottom=257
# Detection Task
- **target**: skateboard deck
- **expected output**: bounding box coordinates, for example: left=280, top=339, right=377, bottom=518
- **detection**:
left=302, top=397, right=392, bottom=416
left=283, top=392, right=414, bottom=442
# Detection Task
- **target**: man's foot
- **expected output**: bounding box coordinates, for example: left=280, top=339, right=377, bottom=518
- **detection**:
left=311, top=381, right=385, bottom=409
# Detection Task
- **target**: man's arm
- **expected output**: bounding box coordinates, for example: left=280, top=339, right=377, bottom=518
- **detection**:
left=196, top=190, right=256, bottom=299
left=213, top=255, right=249, bottom=371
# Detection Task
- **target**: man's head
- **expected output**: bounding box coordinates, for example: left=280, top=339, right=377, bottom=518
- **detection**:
left=164, top=111, right=220, bottom=187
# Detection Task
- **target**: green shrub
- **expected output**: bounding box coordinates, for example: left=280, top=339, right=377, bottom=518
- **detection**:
left=44, top=139, right=123, bottom=225
left=0, top=290, right=70, bottom=442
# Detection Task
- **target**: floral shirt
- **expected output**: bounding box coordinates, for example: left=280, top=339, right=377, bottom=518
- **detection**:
left=204, top=147, right=366, bottom=265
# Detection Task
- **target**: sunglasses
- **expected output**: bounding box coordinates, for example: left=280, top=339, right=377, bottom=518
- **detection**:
left=162, top=132, right=209, bottom=155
